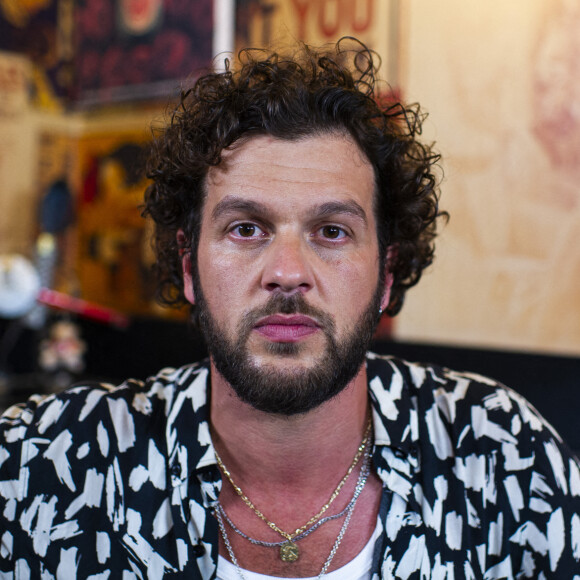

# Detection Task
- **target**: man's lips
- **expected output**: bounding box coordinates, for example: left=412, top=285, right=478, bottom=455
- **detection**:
left=253, top=315, right=320, bottom=342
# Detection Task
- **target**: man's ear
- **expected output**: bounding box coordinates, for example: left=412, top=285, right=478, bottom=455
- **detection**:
left=177, top=229, right=195, bottom=305
left=380, top=246, right=396, bottom=313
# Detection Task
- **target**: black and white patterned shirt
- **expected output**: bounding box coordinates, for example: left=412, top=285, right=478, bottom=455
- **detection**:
left=1, top=353, right=579, bottom=579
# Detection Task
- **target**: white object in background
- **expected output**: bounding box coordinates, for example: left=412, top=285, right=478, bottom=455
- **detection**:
left=213, top=0, right=235, bottom=72
left=0, top=255, right=40, bottom=318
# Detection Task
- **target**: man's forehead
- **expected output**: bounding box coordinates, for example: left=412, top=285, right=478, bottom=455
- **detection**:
left=208, top=132, right=373, bottom=178
left=205, top=133, right=375, bottom=201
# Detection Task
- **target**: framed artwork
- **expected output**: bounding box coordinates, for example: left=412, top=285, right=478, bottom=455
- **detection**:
left=0, top=0, right=74, bottom=105
left=73, top=127, right=184, bottom=319
left=235, top=0, right=402, bottom=90
left=74, top=0, right=214, bottom=106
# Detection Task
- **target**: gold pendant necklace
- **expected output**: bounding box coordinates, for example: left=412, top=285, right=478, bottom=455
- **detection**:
left=215, top=465, right=363, bottom=579
left=279, top=541, right=299, bottom=562
left=214, top=416, right=372, bottom=561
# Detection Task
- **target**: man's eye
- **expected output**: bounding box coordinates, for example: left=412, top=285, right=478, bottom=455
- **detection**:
left=320, top=225, right=346, bottom=239
left=233, top=224, right=263, bottom=238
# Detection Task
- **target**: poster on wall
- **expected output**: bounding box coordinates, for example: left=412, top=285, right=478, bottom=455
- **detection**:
left=74, top=0, right=213, bottom=106
left=0, top=51, right=30, bottom=117
left=74, top=129, right=183, bottom=318
left=0, top=52, right=37, bottom=256
left=235, top=0, right=402, bottom=90
left=0, top=0, right=74, bottom=106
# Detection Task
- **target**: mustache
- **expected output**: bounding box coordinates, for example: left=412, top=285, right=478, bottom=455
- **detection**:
left=239, top=294, right=335, bottom=334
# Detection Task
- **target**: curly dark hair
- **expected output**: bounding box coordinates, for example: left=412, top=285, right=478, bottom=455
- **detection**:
left=143, top=37, right=445, bottom=319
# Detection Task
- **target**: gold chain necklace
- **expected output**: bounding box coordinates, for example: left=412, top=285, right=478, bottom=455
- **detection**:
left=214, top=417, right=372, bottom=562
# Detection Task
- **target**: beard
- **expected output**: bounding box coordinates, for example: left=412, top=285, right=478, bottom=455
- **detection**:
left=195, top=281, right=383, bottom=416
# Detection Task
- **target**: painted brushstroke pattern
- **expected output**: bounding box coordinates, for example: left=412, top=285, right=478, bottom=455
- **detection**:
left=1, top=355, right=579, bottom=578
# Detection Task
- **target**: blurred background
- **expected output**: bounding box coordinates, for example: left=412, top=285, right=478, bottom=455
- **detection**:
left=0, top=0, right=579, bottom=450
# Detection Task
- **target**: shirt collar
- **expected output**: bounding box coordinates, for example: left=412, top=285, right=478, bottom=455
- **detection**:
left=163, top=361, right=218, bottom=488
left=164, top=353, right=421, bottom=494
left=367, top=352, right=419, bottom=455
left=367, top=352, right=421, bottom=503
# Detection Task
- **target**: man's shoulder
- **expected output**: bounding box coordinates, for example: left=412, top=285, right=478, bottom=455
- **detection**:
left=0, top=360, right=213, bottom=570
left=365, top=351, right=567, bottom=454
left=366, top=352, right=580, bottom=500
left=365, top=359, right=580, bottom=574
left=366, top=350, right=514, bottom=401
left=0, top=360, right=211, bottom=447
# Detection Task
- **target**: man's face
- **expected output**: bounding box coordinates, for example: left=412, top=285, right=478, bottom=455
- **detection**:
left=185, top=133, right=390, bottom=415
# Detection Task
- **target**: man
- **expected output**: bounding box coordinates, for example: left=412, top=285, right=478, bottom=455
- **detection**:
left=1, top=39, right=579, bottom=579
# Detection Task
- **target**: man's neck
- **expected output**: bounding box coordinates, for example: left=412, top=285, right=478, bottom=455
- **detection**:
left=209, top=360, right=382, bottom=577
left=209, top=360, right=371, bottom=492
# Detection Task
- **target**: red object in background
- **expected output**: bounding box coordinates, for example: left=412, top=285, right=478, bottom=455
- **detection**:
left=82, top=157, right=99, bottom=204
left=119, top=0, right=163, bottom=35
left=37, top=287, right=130, bottom=329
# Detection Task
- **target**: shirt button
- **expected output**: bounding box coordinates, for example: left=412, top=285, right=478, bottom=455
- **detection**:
left=192, top=543, right=205, bottom=557
left=170, top=464, right=181, bottom=476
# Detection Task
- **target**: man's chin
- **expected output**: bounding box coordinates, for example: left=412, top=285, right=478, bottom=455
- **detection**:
left=249, top=329, right=325, bottom=356
left=212, top=341, right=365, bottom=415
left=245, top=352, right=321, bottom=381
left=263, top=340, right=303, bottom=356
left=197, top=283, right=382, bottom=415
left=250, top=339, right=327, bottom=365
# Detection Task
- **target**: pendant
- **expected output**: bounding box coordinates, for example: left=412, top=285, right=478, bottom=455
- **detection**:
left=279, top=541, right=299, bottom=562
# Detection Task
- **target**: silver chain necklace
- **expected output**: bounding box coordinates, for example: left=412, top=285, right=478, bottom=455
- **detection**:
left=215, top=418, right=372, bottom=564
left=215, top=447, right=371, bottom=548
left=215, top=448, right=371, bottom=580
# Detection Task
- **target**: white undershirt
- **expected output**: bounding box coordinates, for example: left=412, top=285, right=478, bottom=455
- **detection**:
left=216, top=516, right=381, bottom=580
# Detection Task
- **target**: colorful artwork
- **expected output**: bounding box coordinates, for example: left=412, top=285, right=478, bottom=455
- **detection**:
left=1, top=0, right=213, bottom=106
left=74, top=0, right=213, bottom=105
left=0, top=0, right=74, bottom=105
left=74, top=130, right=180, bottom=318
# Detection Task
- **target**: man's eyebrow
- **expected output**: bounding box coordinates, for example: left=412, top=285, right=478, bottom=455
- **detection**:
left=210, top=196, right=368, bottom=224
left=211, top=196, right=269, bottom=221
left=314, top=201, right=368, bottom=224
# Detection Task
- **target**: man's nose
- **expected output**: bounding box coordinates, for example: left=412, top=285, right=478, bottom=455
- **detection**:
left=260, top=234, right=314, bottom=295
